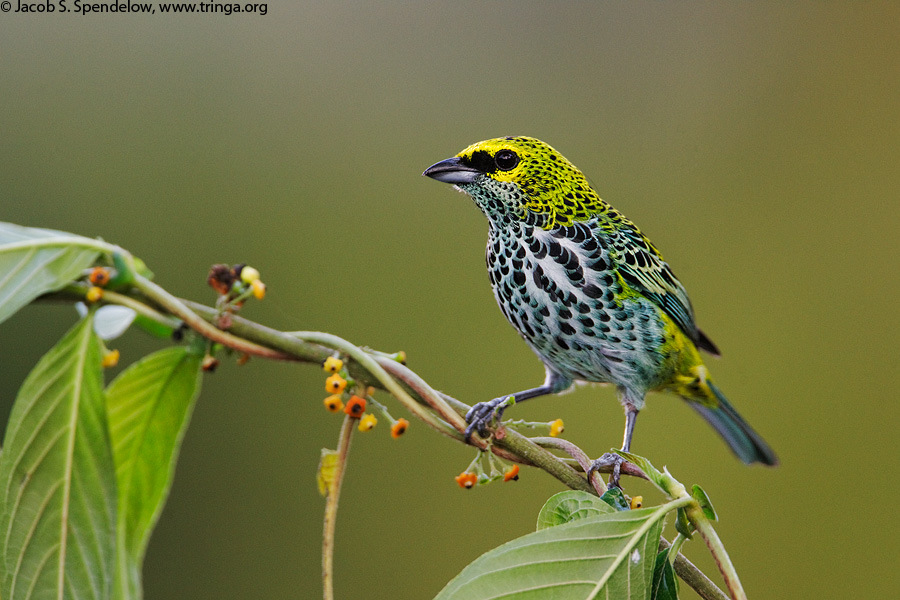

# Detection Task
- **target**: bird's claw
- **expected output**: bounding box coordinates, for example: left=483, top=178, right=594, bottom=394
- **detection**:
left=464, top=396, right=514, bottom=441
left=588, top=452, right=627, bottom=489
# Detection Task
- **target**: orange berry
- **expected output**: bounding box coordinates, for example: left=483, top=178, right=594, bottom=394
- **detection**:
left=503, top=464, right=520, bottom=482
left=343, top=395, right=366, bottom=418
left=391, top=418, right=409, bottom=439
left=455, top=472, right=477, bottom=489
left=325, top=373, right=347, bottom=394
left=250, top=279, right=266, bottom=300
left=323, top=395, right=344, bottom=413
left=89, top=267, right=111, bottom=287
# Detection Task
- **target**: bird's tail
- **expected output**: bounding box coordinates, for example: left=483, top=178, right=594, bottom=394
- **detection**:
left=685, top=376, right=778, bottom=466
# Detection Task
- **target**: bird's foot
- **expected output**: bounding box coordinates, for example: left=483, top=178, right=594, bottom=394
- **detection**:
left=464, top=395, right=516, bottom=441
left=587, top=452, right=626, bottom=489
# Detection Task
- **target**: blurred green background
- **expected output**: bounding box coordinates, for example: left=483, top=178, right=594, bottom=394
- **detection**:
left=1, top=2, right=898, bottom=598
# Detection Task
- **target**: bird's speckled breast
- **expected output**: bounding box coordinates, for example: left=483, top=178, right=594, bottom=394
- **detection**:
left=485, top=218, right=672, bottom=396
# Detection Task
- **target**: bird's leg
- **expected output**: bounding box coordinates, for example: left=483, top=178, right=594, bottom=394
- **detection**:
left=588, top=399, right=640, bottom=488
left=609, top=404, right=638, bottom=488
left=464, top=367, right=571, bottom=441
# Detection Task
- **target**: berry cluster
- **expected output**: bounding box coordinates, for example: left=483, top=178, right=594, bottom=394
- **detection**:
left=321, top=356, right=408, bottom=438
left=454, top=417, right=566, bottom=489
left=82, top=266, right=121, bottom=368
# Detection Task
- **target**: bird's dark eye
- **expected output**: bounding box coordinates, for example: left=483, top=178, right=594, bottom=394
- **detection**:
left=494, top=149, right=519, bottom=171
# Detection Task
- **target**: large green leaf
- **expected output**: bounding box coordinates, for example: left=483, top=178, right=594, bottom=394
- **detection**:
left=0, top=222, right=109, bottom=326
left=0, top=315, right=117, bottom=600
left=536, top=491, right=615, bottom=530
left=436, top=507, right=667, bottom=600
left=651, top=548, right=679, bottom=600
left=105, top=347, right=203, bottom=600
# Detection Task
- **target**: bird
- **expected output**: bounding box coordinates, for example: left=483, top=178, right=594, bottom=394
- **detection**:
left=423, top=136, right=777, bottom=484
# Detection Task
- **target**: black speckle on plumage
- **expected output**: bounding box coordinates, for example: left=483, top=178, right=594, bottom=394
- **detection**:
left=513, top=269, right=526, bottom=287
left=559, top=322, right=576, bottom=336
left=546, top=240, right=562, bottom=258
left=582, top=284, right=604, bottom=299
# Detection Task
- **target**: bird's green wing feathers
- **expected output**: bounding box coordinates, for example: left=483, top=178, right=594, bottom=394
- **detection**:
left=606, top=225, right=705, bottom=348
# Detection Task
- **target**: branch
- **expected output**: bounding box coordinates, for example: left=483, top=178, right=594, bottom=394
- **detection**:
left=39, top=284, right=732, bottom=600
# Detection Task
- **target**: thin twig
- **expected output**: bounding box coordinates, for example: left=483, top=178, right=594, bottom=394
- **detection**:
left=689, top=505, right=746, bottom=600
left=658, top=537, right=730, bottom=600
left=131, top=274, right=293, bottom=360
left=290, top=331, right=460, bottom=439
left=530, top=436, right=608, bottom=495
left=373, top=356, right=469, bottom=435
left=322, top=416, right=355, bottom=600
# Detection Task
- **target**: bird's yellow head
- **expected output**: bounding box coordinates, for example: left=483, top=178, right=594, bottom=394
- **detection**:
left=424, top=136, right=609, bottom=229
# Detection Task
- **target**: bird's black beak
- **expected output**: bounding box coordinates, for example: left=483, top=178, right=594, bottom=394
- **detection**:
left=423, top=157, right=481, bottom=184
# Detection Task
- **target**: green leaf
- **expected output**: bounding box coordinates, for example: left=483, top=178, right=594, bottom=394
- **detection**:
left=613, top=451, right=687, bottom=499
left=691, top=485, right=717, bottom=521
left=651, top=548, right=679, bottom=600
left=0, top=222, right=107, bottom=326
left=0, top=315, right=117, bottom=600
left=436, top=507, right=667, bottom=600
left=536, top=490, right=614, bottom=529
left=105, top=347, right=203, bottom=600
left=674, top=508, right=694, bottom=540
left=599, top=486, right=631, bottom=511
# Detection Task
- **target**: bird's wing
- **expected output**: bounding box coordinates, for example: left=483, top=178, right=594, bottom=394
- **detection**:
left=605, top=223, right=720, bottom=355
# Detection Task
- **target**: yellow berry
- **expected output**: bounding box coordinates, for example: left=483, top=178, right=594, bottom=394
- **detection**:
left=549, top=418, right=565, bottom=437
left=630, top=496, right=643, bottom=510
left=323, top=356, right=344, bottom=373
left=323, top=395, right=344, bottom=413
left=240, top=266, right=261, bottom=284
left=250, top=279, right=266, bottom=300
left=358, top=414, right=378, bottom=432
left=85, top=286, right=103, bottom=303
left=101, top=349, right=120, bottom=368
left=325, top=373, right=347, bottom=394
